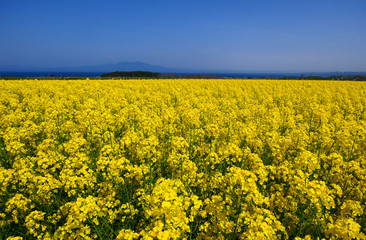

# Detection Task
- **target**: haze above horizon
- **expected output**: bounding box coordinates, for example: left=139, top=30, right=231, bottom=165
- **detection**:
left=1, top=0, right=366, bottom=72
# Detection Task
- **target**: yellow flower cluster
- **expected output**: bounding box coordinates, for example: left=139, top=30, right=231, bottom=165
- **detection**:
left=0, top=79, right=365, bottom=239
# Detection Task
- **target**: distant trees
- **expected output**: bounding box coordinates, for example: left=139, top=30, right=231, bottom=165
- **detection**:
left=304, top=75, right=366, bottom=81
left=100, top=71, right=160, bottom=78
left=280, top=75, right=366, bottom=81
left=99, top=71, right=221, bottom=79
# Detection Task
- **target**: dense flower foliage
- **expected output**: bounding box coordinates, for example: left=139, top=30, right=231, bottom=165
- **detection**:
left=0, top=79, right=365, bottom=239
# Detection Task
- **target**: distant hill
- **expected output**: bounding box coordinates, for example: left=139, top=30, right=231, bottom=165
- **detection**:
left=1, top=62, right=365, bottom=78
left=62, top=61, right=173, bottom=72
left=0, top=61, right=185, bottom=73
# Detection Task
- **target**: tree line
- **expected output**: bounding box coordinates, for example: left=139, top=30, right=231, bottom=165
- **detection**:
left=281, top=74, right=366, bottom=81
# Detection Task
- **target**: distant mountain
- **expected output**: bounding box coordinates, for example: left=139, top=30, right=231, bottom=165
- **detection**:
left=1, top=62, right=365, bottom=77
left=0, top=61, right=186, bottom=73
left=55, top=61, right=175, bottom=72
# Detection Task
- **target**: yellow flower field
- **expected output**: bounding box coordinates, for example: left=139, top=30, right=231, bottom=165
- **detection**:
left=0, top=79, right=365, bottom=239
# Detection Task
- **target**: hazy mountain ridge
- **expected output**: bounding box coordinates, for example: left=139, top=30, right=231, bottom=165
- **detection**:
left=0, top=61, right=186, bottom=73
left=1, top=61, right=365, bottom=77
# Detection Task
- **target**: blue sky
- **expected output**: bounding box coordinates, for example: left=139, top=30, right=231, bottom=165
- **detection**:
left=1, top=0, right=366, bottom=72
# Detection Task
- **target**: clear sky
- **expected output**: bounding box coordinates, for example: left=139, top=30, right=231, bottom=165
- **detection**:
left=1, top=0, right=366, bottom=72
